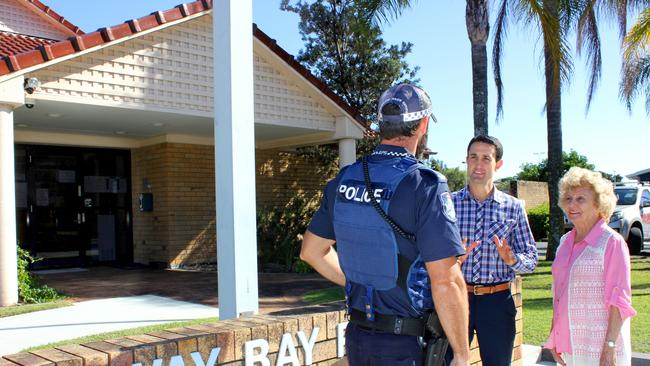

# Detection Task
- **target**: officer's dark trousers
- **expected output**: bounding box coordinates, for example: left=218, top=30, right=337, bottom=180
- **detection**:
left=468, top=290, right=517, bottom=366
left=346, top=323, right=423, bottom=366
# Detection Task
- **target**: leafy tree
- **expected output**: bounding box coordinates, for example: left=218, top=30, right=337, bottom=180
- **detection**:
left=281, top=0, right=419, bottom=158
left=429, top=159, right=467, bottom=191
left=516, top=150, right=595, bottom=182
left=495, top=177, right=515, bottom=193
left=442, top=167, right=468, bottom=192
left=281, top=0, right=418, bottom=122
left=601, top=171, right=623, bottom=183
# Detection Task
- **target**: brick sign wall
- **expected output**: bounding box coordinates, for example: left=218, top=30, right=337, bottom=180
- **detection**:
left=0, top=278, right=524, bottom=366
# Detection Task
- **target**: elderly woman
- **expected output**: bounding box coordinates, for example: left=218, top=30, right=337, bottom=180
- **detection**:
left=544, top=167, right=636, bottom=366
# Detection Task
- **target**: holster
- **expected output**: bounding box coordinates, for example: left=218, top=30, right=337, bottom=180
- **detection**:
left=423, top=312, right=449, bottom=366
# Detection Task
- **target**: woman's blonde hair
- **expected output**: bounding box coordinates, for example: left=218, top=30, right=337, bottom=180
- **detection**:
left=558, top=167, right=617, bottom=221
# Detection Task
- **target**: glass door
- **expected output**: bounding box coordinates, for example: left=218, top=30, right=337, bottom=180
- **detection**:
left=16, top=145, right=132, bottom=268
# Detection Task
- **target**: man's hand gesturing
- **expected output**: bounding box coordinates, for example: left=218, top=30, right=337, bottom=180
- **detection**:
left=493, top=235, right=516, bottom=266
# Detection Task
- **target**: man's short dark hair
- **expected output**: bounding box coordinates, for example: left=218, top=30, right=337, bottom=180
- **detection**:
left=467, top=135, right=503, bottom=161
left=378, top=102, right=422, bottom=140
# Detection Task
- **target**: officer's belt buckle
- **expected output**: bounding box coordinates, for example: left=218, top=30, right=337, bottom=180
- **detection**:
left=394, top=318, right=403, bottom=335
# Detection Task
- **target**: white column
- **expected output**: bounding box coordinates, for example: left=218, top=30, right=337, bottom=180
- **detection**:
left=0, top=105, right=18, bottom=307
left=338, top=138, right=356, bottom=168
left=213, top=0, right=258, bottom=319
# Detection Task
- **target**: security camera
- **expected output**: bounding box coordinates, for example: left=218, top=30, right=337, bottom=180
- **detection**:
left=23, top=77, right=40, bottom=94
left=24, top=97, right=35, bottom=109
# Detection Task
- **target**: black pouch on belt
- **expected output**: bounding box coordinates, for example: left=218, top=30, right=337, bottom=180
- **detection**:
left=423, top=311, right=449, bottom=366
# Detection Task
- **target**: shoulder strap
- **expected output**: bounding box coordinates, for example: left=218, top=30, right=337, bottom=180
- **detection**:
left=362, top=156, right=416, bottom=242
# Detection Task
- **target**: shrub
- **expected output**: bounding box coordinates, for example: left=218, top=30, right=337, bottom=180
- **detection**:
left=17, top=247, right=63, bottom=303
left=527, top=203, right=550, bottom=241
left=257, top=195, right=318, bottom=273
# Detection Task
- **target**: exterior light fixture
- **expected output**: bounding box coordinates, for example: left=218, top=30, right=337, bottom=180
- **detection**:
left=23, top=77, right=40, bottom=94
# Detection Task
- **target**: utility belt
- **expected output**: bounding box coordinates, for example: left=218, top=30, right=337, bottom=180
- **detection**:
left=349, top=308, right=448, bottom=366
left=466, top=282, right=511, bottom=296
left=349, top=308, right=427, bottom=337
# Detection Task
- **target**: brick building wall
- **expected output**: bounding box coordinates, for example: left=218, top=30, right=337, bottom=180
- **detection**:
left=131, top=143, right=337, bottom=268
left=256, top=149, right=337, bottom=210
left=131, top=144, right=173, bottom=265
left=510, top=180, right=549, bottom=210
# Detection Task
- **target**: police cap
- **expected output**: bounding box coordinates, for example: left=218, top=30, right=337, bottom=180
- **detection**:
left=372, top=84, right=436, bottom=132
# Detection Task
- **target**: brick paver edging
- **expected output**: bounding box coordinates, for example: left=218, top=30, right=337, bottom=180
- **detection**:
left=0, top=277, right=523, bottom=366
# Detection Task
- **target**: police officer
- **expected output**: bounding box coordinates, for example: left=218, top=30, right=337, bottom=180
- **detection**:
left=300, top=84, right=471, bottom=366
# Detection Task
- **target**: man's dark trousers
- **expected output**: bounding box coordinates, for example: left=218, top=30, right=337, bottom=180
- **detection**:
left=469, top=290, right=517, bottom=365
left=346, top=323, right=423, bottom=366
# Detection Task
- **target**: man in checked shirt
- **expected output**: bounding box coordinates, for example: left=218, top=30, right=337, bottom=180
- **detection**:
left=452, top=135, right=538, bottom=366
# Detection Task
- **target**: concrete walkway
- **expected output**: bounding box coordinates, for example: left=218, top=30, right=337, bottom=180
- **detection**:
left=0, top=295, right=217, bottom=356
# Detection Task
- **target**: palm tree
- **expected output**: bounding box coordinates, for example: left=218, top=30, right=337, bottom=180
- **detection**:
left=621, top=8, right=650, bottom=115
left=361, top=0, right=490, bottom=136
left=467, top=0, right=490, bottom=136
left=493, top=0, right=649, bottom=260
left=573, top=0, right=650, bottom=112
left=493, top=0, right=573, bottom=260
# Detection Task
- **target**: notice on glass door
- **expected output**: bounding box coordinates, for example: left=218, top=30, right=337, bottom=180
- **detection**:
left=57, top=170, right=76, bottom=183
left=36, top=188, right=49, bottom=206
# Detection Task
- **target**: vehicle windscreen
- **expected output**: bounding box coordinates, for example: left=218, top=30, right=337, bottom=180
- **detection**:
left=615, top=188, right=638, bottom=205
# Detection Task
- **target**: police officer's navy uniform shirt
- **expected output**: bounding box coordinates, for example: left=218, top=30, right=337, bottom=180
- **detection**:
left=308, top=144, right=465, bottom=318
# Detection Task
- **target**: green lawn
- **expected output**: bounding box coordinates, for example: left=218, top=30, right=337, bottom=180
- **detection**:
left=303, top=286, right=345, bottom=304
left=23, top=317, right=220, bottom=352
left=522, top=255, right=650, bottom=353
left=0, top=300, right=72, bottom=318
left=301, top=255, right=650, bottom=353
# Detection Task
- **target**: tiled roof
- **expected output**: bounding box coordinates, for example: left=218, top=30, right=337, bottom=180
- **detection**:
left=0, top=0, right=213, bottom=76
left=21, top=0, right=84, bottom=35
left=0, top=31, right=57, bottom=58
left=0, top=0, right=367, bottom=126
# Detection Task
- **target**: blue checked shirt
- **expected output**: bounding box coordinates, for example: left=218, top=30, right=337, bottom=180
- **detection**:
left=453, top=186, right=538, bottom=284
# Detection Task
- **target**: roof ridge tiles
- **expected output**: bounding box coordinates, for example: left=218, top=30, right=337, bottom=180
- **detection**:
left=23, top=0, right=85, bottom=35
left=252, top=23, right=366, bottom=125
left=1, top=0, right=212, bottom=76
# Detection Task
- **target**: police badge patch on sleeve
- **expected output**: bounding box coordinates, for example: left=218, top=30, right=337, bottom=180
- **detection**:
left=439, top=191, right=456, bottom=222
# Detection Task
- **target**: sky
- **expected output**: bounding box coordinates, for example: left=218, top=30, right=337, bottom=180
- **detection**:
left=44, top=1, right=649, bottom=179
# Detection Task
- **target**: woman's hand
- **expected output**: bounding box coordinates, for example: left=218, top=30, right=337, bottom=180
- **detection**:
left=550, top=348, right=566, bottom=366
left=599, top=345, right=616, bottom=366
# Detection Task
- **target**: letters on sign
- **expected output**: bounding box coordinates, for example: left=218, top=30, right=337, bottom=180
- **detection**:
left=132, top=322, right=349, bottom=366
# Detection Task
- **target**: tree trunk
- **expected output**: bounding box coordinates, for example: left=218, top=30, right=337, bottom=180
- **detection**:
left=466, top=0, right=489, bottom=136
left=543, top=0, right=563, bottom=261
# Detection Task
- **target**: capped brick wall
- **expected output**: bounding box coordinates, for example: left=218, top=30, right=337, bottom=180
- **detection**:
left=131, top=143, right=337, bottom=268
left=0, top=278, right=524, bottom=365
left=510, top=180, right=549, bottom=210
